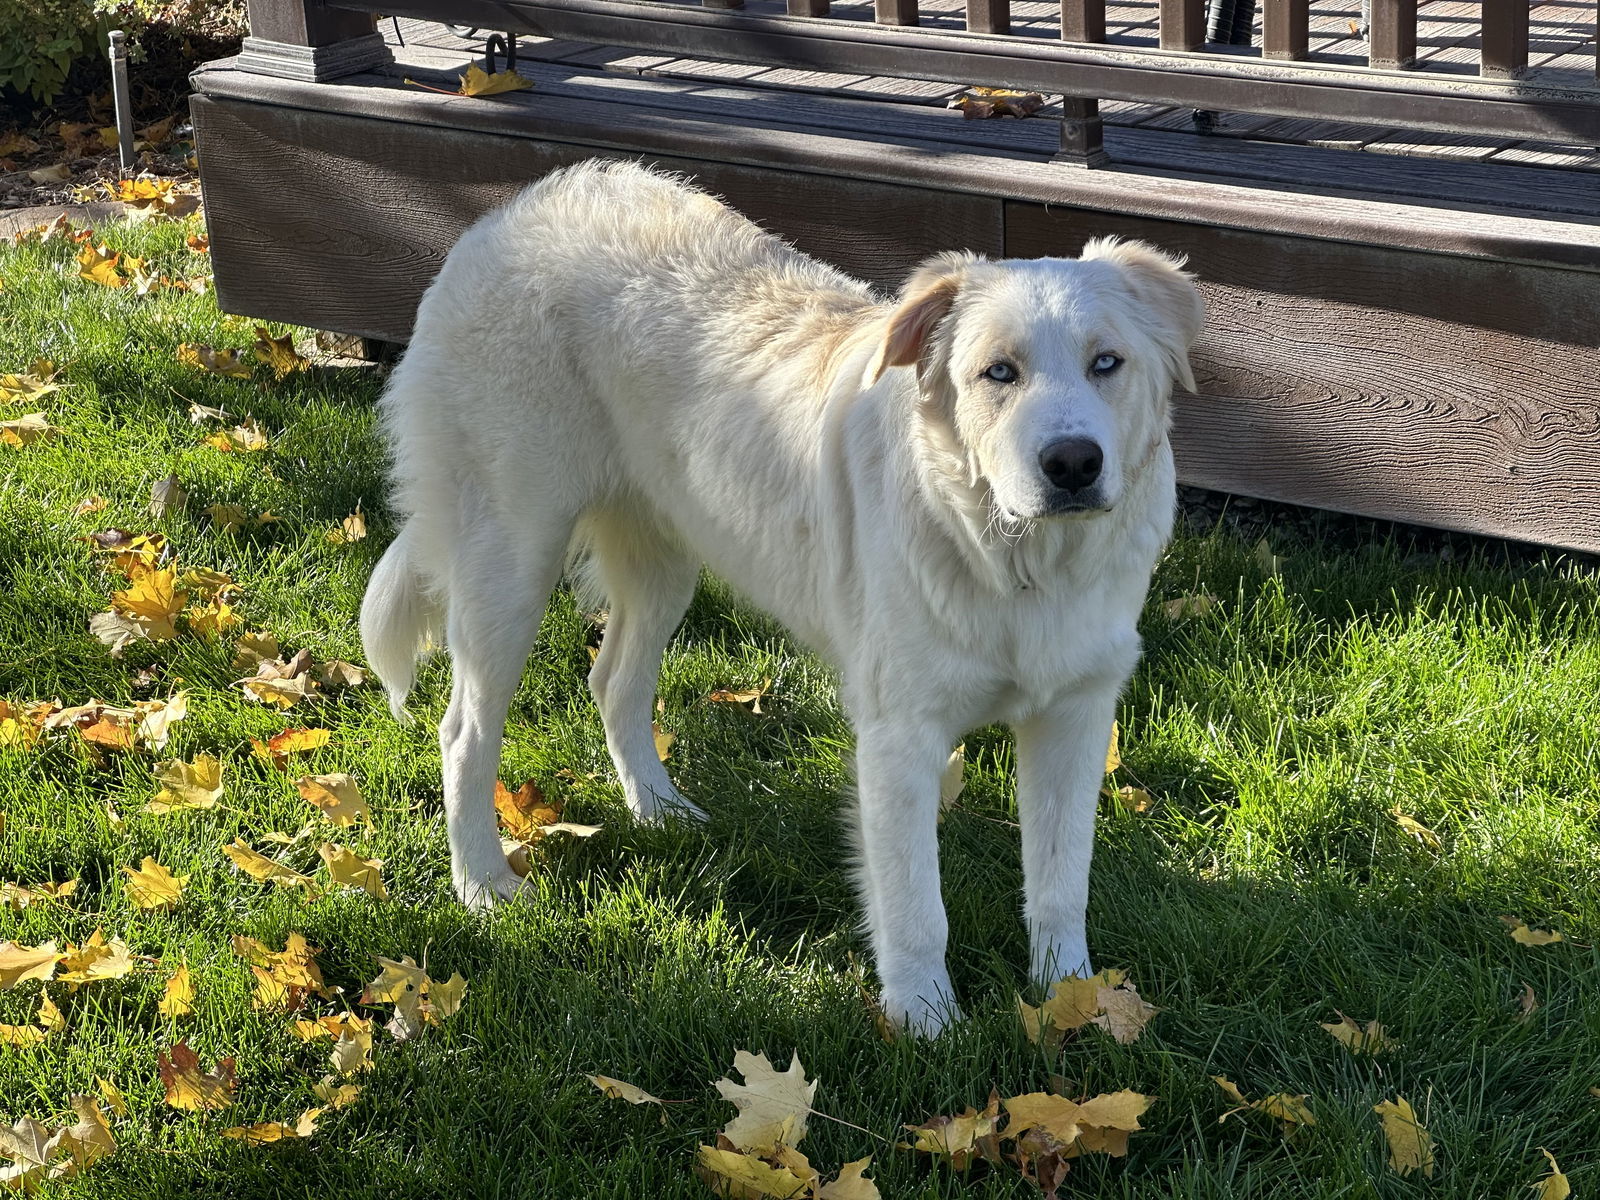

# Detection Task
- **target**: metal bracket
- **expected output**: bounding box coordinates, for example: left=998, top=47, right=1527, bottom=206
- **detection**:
left=483, top=32, right=519, bottom=74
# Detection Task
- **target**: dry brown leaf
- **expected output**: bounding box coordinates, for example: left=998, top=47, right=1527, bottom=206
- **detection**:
left=1373, top=1096, right=1433, bottom=1177
left=253, top=327, right=311, bottom=379
left=325, top=508, right=367, bottom=545
left=1532, top=1148, right=1571, bottom=1200
left=716, top=1051, right=817, bottom=1155
left=147, top=754, right=224, bottom=814
left=222, top=1107, right=322, bottom=1145
left=176, top=343, right=250, bottom=378
left=149, top=474, right=187, bottom=518
left=458, top=64, right=535, bottom=96
left=297, top=773, right=371, bottom=826
left=1214, top=1076, right=1316, bottom=1134
left=1320, top=1013, right=1399, bottom=1055
left=159, top=1041, right=236, bottom=1110
left=0, top=411, right=58, bottom=446
left=708, top=678, right=771, bottom=713
left=320, top=844, right=387, bottom=898
left=948, top=87, right=1046, bottom=119
left=900, top=1090, right=1001, bottom=1171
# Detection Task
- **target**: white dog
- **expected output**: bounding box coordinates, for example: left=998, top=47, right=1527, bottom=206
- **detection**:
left=360, top=159, right=1203, bottom=1034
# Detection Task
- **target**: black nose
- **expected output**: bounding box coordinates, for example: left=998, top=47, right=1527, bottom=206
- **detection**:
left=1039, top=437, right=1104, bottom=493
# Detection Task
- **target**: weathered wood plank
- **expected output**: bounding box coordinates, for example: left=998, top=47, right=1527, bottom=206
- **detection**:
left=190, top=95, right=1003, bottom=339
left=1007, top=201, right=1600, bottom=550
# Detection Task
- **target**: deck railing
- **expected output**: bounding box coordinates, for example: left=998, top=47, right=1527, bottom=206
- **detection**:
left=247, top=0, right=1600, bottom=164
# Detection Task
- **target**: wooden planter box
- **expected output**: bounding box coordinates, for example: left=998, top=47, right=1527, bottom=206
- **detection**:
left=191, top=10, right=1600, bottom=552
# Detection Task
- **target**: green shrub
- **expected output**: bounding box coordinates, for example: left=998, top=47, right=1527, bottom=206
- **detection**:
left=0, top=0, right=104, bottom=103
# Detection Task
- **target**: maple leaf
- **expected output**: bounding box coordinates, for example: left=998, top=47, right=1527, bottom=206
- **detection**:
left=202, top=417, right=270, bottom=453
left=158, top=960, right=195, bottom=1018
left=938, top=744, right=966, bottom=815
left=73, top=494, right=108, bottom=516
left=361, top=954, right=427, bottom=1037
left=1, top=879, right=77, bottom=911
left=360, top=955, right=464, bottom=1039
left=112, top=564, right=186, bottom=640
left=222, top=838, right=318, bottom=890
left=1162, top=591, right=1217, bottom=619
left=458, top=64, right=535, bottom=96
left=715, top=1051, right=817, bottom=1155
left=695, top=1142, right=812, bottom=1198
left=77, top=243, right=127, bottom=287
left=185, top=595, right=240, bottom=639
left=311, top=1076, right=363, bottom=1108
left=96, top=1078, right=128, bottom=1118
left=320, top=844, right=387, bottom=898
left=292, top=1012, right=371, bottom=1043
left=815, top=1158, right=882, bottom=1200
left=0, top=411, right=58, bottom=446
left=1214, top=1076, right=1315, bottom=1134
left=325, top=508, right=367, bottom=545
left=251, top=725, right=331, bottom=771
left=1321, top=1013, right=1399, bottom=1055
left=176, top=343, right=251, bottom=378
left=234, top=933, right=327, bottom=1012
left=1105, top=783, right=1153, bottom=813
left=317, top=659, right=370, bottom=689
left=187, top=233, right=210, bottom=254
left=159, top=1041, right=236, bottom=1110
left=1372, top=1096, right=1433, bottom=1177
left=253, top=328, right=311, bottom=379
left=0, top=369, right=61, bottom=406
left=1501, top=917, right=1564, bottom=946
left=237, top=651, right=322, bottom=709
left=134, top=692, right=188, bottom=751
left=1517, top=982, right=1539, bottom=1022
left=57, top=930, right=135, bottom=987
left=1391, top=807, right=1441, bottom=850
left=0, top=941, right=63, bottom=991
left=1018, top=969, right=1157, bottom=1049
left=330, top=1028, right=374, bottom=1075
left=222, top=1108, right=323, bottom=1144
left=123, top=857, right=187, bottom=909
left=147, top=754, right=224, bottom=814
left=298, top=773, right=371, bottom=827
left=1104, top=722, right=1121, bottom=772
left=948, top=87, right=1045, bottom=119
left=901, top=1090, right=1001, bottom=1171
left=232, top=632, right=281, bottom=672
left=495, top=779, right=561, bottom=840
left=654, top=722, right=675, bottom=761
left=708, top=678, right=771, bottom=713
left=1532, top=1149, right=1570, bottom=1200
left=149, top=475, right=187, bottom=518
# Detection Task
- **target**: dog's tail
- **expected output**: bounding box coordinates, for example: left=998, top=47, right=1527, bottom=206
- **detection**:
left=360, top=522, right=443, bottom=722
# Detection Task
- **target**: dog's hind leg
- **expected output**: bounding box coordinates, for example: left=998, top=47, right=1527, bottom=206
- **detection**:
left=582, top=510, right=704, bottom=823
left=439, top=487, right=575, bottom=908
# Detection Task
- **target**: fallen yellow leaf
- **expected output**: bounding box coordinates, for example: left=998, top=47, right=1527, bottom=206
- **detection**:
left=319, top=844, right=387, bottom=898
left=458, top=64, right=535, bottom=96
left=1373, top=1096, right=1433, bottom=1177
left=159, top=1041, right=236, bottom=1111
left=123, top=857, right=187, bottom=909
left=147, top=754, right=224, bottom=814
left=157, top=960, right=195, bottom=1018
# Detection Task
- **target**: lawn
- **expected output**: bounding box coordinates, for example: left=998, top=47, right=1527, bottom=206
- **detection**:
left=1, top=208, right=1597, bottom=1198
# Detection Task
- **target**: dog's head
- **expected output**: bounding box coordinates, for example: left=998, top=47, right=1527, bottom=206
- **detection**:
left=866, top=242, right=1203, bottom=521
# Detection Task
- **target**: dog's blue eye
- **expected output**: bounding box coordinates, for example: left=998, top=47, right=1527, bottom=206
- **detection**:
left=984, top=362, right=1018, bottom=383
left=1092, top=354, right=1122, bottom=375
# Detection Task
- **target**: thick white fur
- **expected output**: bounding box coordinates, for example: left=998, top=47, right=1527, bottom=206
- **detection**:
left=360, top=160, right=1204, bottom=1035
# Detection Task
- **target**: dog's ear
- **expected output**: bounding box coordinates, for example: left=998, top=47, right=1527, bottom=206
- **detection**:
left=864, top=252, right=978, bottom=387
left=1080, top=238, right=1205, bottom=393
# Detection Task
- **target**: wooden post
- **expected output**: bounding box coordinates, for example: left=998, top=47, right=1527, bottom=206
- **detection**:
left=703, top=0, right=746, bottom=11
left=1160, top=0, right=1207, bottom=49
left=876, top=0, right=918, bottom=24
left=786, top=0, right=828, bottom=14
left=1262, top=0, right=1309, bottom=59
left=238, top=0, right=390, bottom=81
left=1061, top=0, right=1106, bottom=42
left=1367, top=0, right=1417, bottom=68
left=968, top=0, right=1010, bottom=34
left=1055, top=97, right=1110, bottom=167
left=1480, top=0, right=1529, bottom=78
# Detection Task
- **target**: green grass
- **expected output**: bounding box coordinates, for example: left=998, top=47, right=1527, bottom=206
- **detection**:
left=2, top=214, right=1598, bottom=1198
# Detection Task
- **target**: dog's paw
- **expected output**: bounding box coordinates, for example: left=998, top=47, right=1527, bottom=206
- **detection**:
left=454, top=861, right=526, bottom=911
left=879, top=987, right=963, bottom=1038
left=632, top=787, right=707, bottom=826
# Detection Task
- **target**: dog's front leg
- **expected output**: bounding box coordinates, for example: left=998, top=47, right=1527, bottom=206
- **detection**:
left=1013, top=681, right=1123, bottom=987
left=854, top=719, right=960, bottom=1035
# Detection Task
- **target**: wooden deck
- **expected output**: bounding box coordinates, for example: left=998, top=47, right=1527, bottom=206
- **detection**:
left=189, top=13, right=1600, bottom=552
left=395, top=13, right=1600, bottom=170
